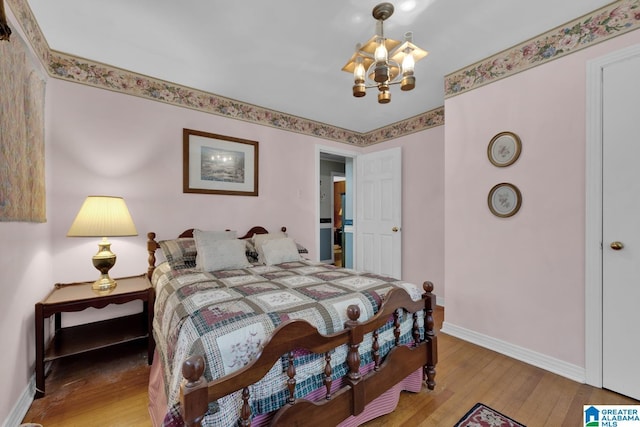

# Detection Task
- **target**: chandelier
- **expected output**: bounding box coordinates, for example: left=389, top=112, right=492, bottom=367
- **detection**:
left=342, top=2, right=428, bottom=104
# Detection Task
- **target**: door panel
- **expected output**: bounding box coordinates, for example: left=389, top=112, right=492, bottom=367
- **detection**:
left=356, top=147, right=402, bottom=279
left=602, top=54, right=640, bottom=400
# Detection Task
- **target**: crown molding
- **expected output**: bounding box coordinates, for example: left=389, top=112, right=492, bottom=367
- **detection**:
left=445, top=0, right=640, bottom=98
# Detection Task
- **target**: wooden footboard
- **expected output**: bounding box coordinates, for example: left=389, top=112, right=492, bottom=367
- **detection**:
left=179, top=282, right=437, bottom=427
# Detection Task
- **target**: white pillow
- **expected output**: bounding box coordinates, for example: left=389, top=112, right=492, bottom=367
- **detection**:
left=195, top=238, right=251, bottom=272
left=261, top=237, right=302, bottom=266
left=252, top=231, right=287, bottom=246
left=193, top=229, right=246, bottom=271
left=253, top=232, right=287, bottom=264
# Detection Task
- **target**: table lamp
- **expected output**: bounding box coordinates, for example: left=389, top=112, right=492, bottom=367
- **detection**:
left=67, top=196, right=138, bottom=291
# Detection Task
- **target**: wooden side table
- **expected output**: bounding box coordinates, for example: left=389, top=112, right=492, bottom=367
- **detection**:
left=34, top=274, right=155, bottom=398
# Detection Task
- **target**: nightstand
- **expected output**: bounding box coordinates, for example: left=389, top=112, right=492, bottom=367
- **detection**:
left=34, top=274, right=155, bottom=398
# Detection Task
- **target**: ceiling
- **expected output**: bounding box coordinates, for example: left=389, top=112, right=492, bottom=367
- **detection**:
left=26, top=0, right=613, bottom=133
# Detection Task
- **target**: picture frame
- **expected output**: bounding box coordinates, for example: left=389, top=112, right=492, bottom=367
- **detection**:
left=487, top=131, right=521, bottom=167
left=183, top=128, right=258, bottom=196
left=488, top=182, right=522, bottom=218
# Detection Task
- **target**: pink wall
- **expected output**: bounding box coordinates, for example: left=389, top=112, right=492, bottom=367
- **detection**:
left=0, top=215, right=52, bottom=423
left=444, top=30, right=640, bottom=368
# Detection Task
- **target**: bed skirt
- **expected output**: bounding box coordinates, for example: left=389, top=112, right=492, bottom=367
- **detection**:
left=148, top=351, right=424, bottom=426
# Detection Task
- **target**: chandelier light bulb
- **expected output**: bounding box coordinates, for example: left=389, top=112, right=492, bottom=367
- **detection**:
left=354, top=58, right=365, bottom=82
left=374, top=37, right=390, bottom=83
left=374, top=37, right=388, bottom=63
left=353, top=56, right=367, bottom=97
left=402, top=50, right=415, bottom=74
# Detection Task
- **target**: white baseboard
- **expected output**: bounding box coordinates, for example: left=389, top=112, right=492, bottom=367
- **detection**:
left=3, top=375, right=35, bottom=427
left=441, top=321, right=586, bottom=383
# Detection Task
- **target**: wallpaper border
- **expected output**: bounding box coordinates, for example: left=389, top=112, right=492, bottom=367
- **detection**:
left=7, top=0, right=639, bottom=145
left=445, top=0, right=640, bottom=98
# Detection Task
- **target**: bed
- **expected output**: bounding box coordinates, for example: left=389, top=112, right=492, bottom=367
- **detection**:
left=146, top=226, right=437, bottom=426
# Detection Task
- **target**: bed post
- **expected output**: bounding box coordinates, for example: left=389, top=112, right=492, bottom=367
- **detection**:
left=344, top=304, right=366, bottom=416
left=147, top=232, right=158, bottom=280
left=423, top=281, right=438, bottom=390
left=180, top=355, right=209, bottom=427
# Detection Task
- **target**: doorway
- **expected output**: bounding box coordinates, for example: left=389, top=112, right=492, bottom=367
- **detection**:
left=585, top=43, right=640, bottom=400
left=333, top=174, right=346, bottom=267
left=317, top=146, right=356, bottom=268
left=600, top=52, right=640, bottom=400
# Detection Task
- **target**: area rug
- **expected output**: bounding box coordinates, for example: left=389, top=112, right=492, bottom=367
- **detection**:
left=454, top=402, right=526, bottom=427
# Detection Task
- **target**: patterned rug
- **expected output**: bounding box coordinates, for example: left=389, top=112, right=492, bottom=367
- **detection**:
left=454, top=403, right=526, bottom=427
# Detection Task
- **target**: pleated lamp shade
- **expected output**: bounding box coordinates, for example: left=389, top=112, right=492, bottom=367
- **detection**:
left=67, top=196, right=137, bottom=237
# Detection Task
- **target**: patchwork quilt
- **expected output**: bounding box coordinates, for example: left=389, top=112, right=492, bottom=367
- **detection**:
left=152, top=260, right=425, bottom=426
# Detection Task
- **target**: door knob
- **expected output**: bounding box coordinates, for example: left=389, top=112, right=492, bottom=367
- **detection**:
left=392, top=227, right=399, bottom=232
left=610, top=241, right=624, bottom=250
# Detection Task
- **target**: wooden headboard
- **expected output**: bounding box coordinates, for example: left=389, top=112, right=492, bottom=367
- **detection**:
left=146, top=226, right=287, bottom=278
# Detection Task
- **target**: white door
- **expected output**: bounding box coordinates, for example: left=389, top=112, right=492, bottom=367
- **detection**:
left=356, top=147, right=402, bottom=279
left=602, top=53, right=640, bottom=400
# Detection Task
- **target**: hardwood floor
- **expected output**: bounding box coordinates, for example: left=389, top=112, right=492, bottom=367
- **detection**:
left=362, top=308, right=638, bottom=426
left=23, top=306, right=638, bottom=426
left=23, top=340, right=152, bottom=427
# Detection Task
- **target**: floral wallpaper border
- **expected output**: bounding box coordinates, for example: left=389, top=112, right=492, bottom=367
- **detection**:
left=7, top=0, right=639, bottom=144
left=445, top=0, right=640, bottom=98
left=46, top=50, right=446, bottom=147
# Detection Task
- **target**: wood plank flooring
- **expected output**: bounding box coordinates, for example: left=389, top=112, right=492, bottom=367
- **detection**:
left=23, top=339, right=151, bottom=427
left=23, top=306, right=638, bottom=426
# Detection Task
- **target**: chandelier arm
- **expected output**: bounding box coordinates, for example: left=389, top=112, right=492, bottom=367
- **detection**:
left=363, top=80, right=403, bottom=90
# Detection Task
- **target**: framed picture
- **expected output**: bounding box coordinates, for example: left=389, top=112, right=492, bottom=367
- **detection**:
left=488, top=183, right=522, bottom=218
left=487, top=131, right=521, bottom=167
left=183, top=128, right=258, bottom=196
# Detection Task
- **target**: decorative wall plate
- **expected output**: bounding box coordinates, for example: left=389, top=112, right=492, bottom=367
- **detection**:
left=488, top=183, right=522, bottom=218
left=487, top=131, right=521, bottom=167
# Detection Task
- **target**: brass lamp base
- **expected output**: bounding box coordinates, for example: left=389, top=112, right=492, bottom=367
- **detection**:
left=92, top=274, right=117, bottom=291
left=92, top=238, right=118, bottom=292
